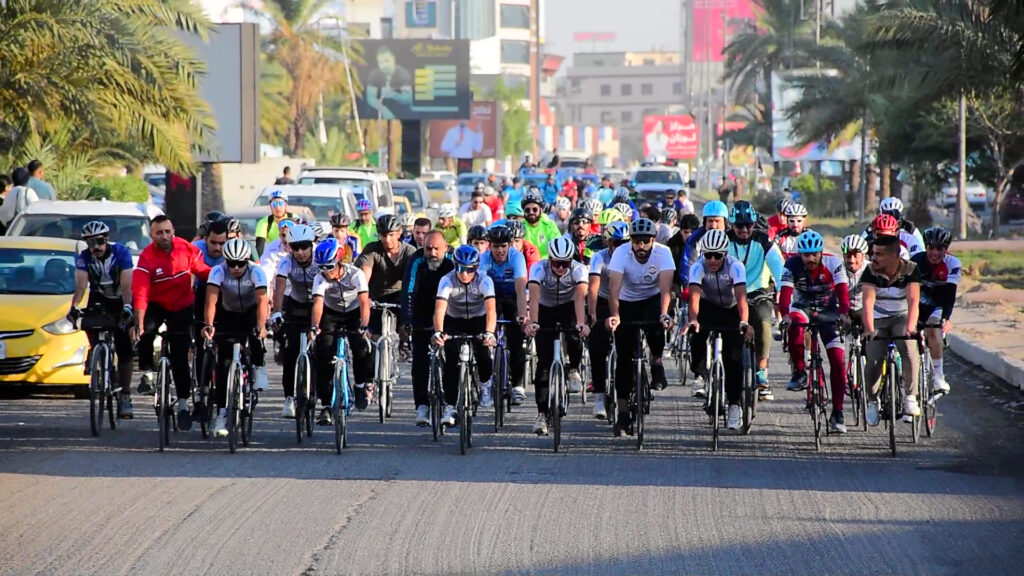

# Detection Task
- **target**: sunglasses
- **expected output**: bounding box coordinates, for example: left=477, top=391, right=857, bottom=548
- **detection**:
left=704, top=252, right=725, bottom=260
left=456, top=265, right=478, bottom=274
left=524, top=207, right=542, bottom=214
left=550, top=260, right=570, bottom=270
left=319, top=262, right=338, bottom=271
left=226, top=259, right=248, bottom=269
left=86, top=236, right=108, bottom=247
left=733, top=223, right=754, bottom=229
left=289, top=241, right=313, bottom=250
left=631, top=237, right=654, bottom=245
left=270, top=200, right=286, bottom=208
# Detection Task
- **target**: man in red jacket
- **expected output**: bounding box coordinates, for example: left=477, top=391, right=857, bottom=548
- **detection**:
left=133, top=215, right=211, bottom=431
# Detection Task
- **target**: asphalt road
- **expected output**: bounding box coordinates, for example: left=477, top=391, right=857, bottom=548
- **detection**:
left=1, top=341, right=1023, bottom=576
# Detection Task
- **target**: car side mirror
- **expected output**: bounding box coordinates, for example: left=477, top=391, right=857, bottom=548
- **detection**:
left=688, top=179, right=697, bottom=189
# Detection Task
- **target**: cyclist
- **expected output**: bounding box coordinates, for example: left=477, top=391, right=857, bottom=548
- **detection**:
left=606, top=218, right=675, bottom=432
left=657, top=207, right=677, bottom=244
left=200, top=239, right=269, bottom=437
left=540, top=173, right=559, bottom=205
left=875, top=197, right=925, bottom=254
left=194, top=211, right=225, bottom=241
left=667, top=213, right=700, bottom=276
left=684, top=229, right=753, bottom=431
left=479, top=224, right=529, bottom=406
left=68, top=221, right=135, bottom=418
left=132, top=215, right=211, bottom=431
left=776, top=202, right=808, bottom=260
left=861, top=234, right=922, bottom=425
left=562, top=207, right=594, bottom=264
left=353, top=199, right=377, bottom=249
left=402, top=230, right=455, bottom=425
left=841, top=234, right=870, bottom=327
left=524, top=237, right=590, bottom=435
left=778, top=230, right=851, bottom=433
left=677, top=200, right=729, bottom=306
left=330, top=213, right=361, bottom=263
left=255, top=190, right=295, bottom=255
left=505, top=219, right=540, bottom=271
left=411, top=217, right=433, bottom=248
left=224, top=217, right=244, bottom=241
left=551, top=197, right=573, bottom=233
left=398, top=213, right=417, bottom=245
left=727, top=201, right=784, bottom=400
left=597, top=207, right=625, bottom=233
left=609, top=188, right=636, bottom=213
left=587, top=221, right=630, bottom=420
left=767, top=199, right=791, bottom=241
left=259, top=219, right=294, bottom=299
left=504, top=201, right=525, bottom=222
left=356, top=214, right=417, bottom=408
left=193, top=219, right=228, bottom=320
left=911, top=226, right=959, bottom=394
left=467, top=224, right=490, bottom=254
left=433, top=245, right=497, bottom=426
left=611, top=202, right=634, bottom=223
left=674, top=188, right=696, bottom=216
left=460, top=188, right=493, bottom=228
left=521, top=191, right=561, bottom=259
left=867, top=213, right=910, bottom=258
left=436, top=203, right=467, bottom=247
left=270, top=224, right=319, bottom=418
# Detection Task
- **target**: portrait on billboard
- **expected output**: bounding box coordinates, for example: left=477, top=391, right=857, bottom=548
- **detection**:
left=440, top=121, right=483, bottom=159
left=645, top=119, right=670, bottom=159
left=354, top=40, right=471, bottom=120
left=364, top=45, right=414, bottom=119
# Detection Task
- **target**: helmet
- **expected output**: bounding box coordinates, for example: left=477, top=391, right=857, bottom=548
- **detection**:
left=330, top=213, right=352, bottom=227
left=796, top=230, right=825, bottom=254
left=222, top=217, right=241, bottom=235
left=521, top=191, right=544, bottom=207
left=81, top=220, right=110, bottom=239
left=289, top=224, right=315, bottom=244
left=506, top=219, right=526, bottom=239
left=505, top=202, right=524, bottom=217
left=205, top=210, right=226, bottom=223
left=612, top=203, right=633, bottom=221
left=453, top=245, right=481, bottom=267
left=660, top=207, right=678, bottom=225
left=268, top=190, right=288, bottom=203
left=872, top=213, right=900, bottom=237
left=598, top=208, right=625, bottom=225
left=783, top=203, right=808, bottom=217
left=702, top=200, right=729, bottom=220
left=583, top=198, right=604, bottom=215
left=437, top=204, right=457, bottom=218
left=603, top=221, right=630, bottom=243
left=356, top=199, right=373, bottom=213
left=776, top=198, right=793, bottom=213
left=474, top=182, right=485, bottom=192
left=314, top=238, right=340, bottom=266
left=547, top=237, right=575, bottom=261
left=467, top=225, right=488, bottom=241
left=629, top=217, right=657, bottom=238
left=398, top=213, right=416, bottom=228
left=487, top=225, right=513, bottom=244
left=699, top=229, right=730, bottom=253
left=922, top=226, right=952, bottom=248
left=291, top=216, right=311, bottom=226
left=840, top=234, right=869, bottom=254
left=376, top=214, right=401, bottom=233
left=879, top=197, right=904, bottom=215
left=223, top=238, right=252, bottom=262
left=555, top=197, right=572, bottom=211
left=612, top=188, right=631, bottom=204
left=313, top=222, right=329, bottom=241
left=730, top=200, right=757, bottom=225
left=569, top=207, right=593, bottom=224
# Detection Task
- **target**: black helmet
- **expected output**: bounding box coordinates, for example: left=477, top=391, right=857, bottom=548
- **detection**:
left=376, top=214, right=401, bottom=233
left=467, top=225, right=489, bottom=241
left=330, top=213, right=352, bottom=227
left=660, top=207, right=678, bottom=225
left=205, top=210, right=225, bottom=223
left=505, top=219, right=526, bottom=239
left=922, top=226, right=952, bottom=248
left=487, top=225, right=513, bottom=244
left=569, top=207, right=593, bottom=224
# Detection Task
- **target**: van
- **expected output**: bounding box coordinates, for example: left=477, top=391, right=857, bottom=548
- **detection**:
left=296, top=167, right=395, bottom=214
left=253, top=184, right=358, bottom=230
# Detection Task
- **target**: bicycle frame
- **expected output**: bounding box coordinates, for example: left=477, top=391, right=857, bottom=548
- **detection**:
left=374, top=303, right=400, bottom=423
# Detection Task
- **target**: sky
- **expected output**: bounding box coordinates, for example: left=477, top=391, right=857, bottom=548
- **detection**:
left=544, top=0, right=683, bottom=63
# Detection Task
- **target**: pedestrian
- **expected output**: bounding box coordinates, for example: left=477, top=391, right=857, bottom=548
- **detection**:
left=26, top=159, right=56, bottom=200
left=274, top=166, right=295, bottom=185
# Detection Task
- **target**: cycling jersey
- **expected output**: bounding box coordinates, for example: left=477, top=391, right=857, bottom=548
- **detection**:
left=609, top=244, right=675, bottom=302
left=76, top=242, right=133, bottom=300
left=524, top=216, right=561, bottom=259
left=910, top=252, right=961, bottom=320
left=776, top=228, right=803, bottom=260
left=727, top=230, right=783, bottom=293
left=353, top=221, right=377, bottom=251
left=589, top=248, right=614, bottom=300
left=207, top=263, right=268, bottom=313
left=436, top=218, right=468, bottom=247
left=517, top=239, right=541, bottom=271
left=194, top=239, right=225, bottom=267
left=255, top=212, right=295, bottom=250
left=480, top=247, right=527, bottom=300
left=276, top=255, right=319, bottom=304
left=561, top=232, right=594, bottom=264
left=313, top=264, right=368, bottom=313
left=860, top=259, right=920, bottom=319
left=336, top=234, right=360, bottom=264
left=677, top=227, right=706, bottom=285
left=437, top=271, right=495, bottom=319
left=688, top=255, right=746, bottom=309
left=355, top=241, right=417, bottom=298
left=505, top=186, right=524, bottom=206
left=766, top=214, right=786, bottom=241
left=779, top=254, right=849, bottom=314
left=846, top=265, right=867, bottom=311
left=528, top=260, right=588, bottom=307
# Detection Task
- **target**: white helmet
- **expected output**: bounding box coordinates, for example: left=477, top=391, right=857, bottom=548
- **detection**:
left=629, top=217, right=657, bottom=238
left=81, top=220, right=110, bottom=239
left=289, top=224, right=315, bottom=244
left=783, top=202, right=808, bottom=217
left=612, top=203, right=634, bottom=220
left=438, top=204, right=457, bottom=218
left=399, top=213, right=416, bottom=227
left=223, top=238, right=252, bottom=261
left=555, top=197, right=572, bottom=211
left=879, top=197, right=904, bottom=214
left=583, top=198, right=604, bottom=215
left=841, top=234, right=869, bottom=254
left=547, top=236, right=575, bottom=261
left=699, top=229, right=730, bottom=253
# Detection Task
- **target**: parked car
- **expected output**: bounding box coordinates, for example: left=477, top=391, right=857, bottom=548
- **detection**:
left=420, top=178, right=458, bottom=208
left=391, top=179, right=430, bottom=219
left=296, top=167, right=395, bottom=214
left=253, top=185, right=356, bottom=231
left=631, top=165, right=691, bottom=204
left=939, top=181, right=989, bottom=209
left=420, top=170, right=456, bottom=185
left=1000, top=187, right=1024, bottom=222
left=0, top=236, right=90, bottom=391
left=455, top=172, right=511, bottom=202
left=6, top=200, right=162, bottom=260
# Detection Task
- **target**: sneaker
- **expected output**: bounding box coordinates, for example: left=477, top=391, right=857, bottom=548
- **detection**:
left=177, top=399, right=192, bottom=431
left=786, top=371, right=807, bottom=391
left=213, top=409, right=228, bottom=437
left=479, top=382, right=494, bottom=408
left=755, top=369, right=769, bottom=389
left=281, top=397, right=296, bottom=419
left=568, top=369, right=582, bottom=393
left=415, top=405, right=430, bottom=427
left=592, top=394, right=607, bottom=420
left=726, top=404, right=741, bottom=430
left=758, top=387, right=775, bottom=401
left=354, top=383, right=369, bottom=411
left=364, top=383, right=376, bottom=407
left=691, top=375, right=707, bottom=398
left=615, top=411, right=633, bottom=436
left=866, top=400, right=880, bottom=426
left=829, top=410, right=847, bottom=434
left=933, top=374, right=950, bottom=394
left=771, top=326, right=783, bottom=341
left=903, top=395, right=921, bottom=417
left=651, top=363, right=668, bottom=391
left=511, top=386, right=526, bottom=405
left=252, top=366, right=269, bottom=392
left=317, top=407, right=333, bottom=426
left=532, top=413, right=549, bottom=435
left=117, top=393, right=134, bottom=419
left=138, top=372, right=154, bottom=395
left=441, top=405, right=457, bottom=428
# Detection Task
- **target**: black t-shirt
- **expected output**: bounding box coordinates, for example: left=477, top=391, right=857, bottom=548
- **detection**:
left=366, top=66, right=413, bottom=118
left=356, top=241, right=417, bottom=298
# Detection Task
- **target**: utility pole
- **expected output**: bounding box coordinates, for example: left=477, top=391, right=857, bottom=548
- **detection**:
left=956, top=90, right=968, bottom=239
left=721, top=6, right=729, bottom=183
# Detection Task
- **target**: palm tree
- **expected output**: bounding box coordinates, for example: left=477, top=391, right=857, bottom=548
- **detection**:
left=0, top=0, right=216, bottom=176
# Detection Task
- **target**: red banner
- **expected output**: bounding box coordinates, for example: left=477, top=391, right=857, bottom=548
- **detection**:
left=643, top=115, right=700, bottom=160
left=692, top=0, right=756, bottom=62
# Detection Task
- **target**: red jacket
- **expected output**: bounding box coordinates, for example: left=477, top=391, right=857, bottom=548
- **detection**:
left=767, top=214, right=787, bottom=241
left=520, top=239, right=541, bottom=271
left=133, top=236, right=211, bottom=314
left=483, top=195, right=504, bottom=221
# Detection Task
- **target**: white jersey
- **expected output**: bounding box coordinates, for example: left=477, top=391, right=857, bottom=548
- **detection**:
left=607, top=243, right=676, bottom=302
left=312, top=264, right=368, bottom=314
left=208, top=264, right=268, bottom=313
left=437, top=271, right=495, bottom=319
left=528, top=260, right=588, bottom=308
left=688, top=255, right=746, bottom=309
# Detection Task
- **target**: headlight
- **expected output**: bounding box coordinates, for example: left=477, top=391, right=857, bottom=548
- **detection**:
left=42, top=317, right=78, bottom=335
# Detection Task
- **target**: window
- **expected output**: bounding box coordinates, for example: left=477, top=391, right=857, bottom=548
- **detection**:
left=600, top=84, right=611, bottom=96
left=380, top=17, right=393, bottom=39
left=621, top=84, right=632, bottom=96
left=501, top=40, right=530, bottom=64
left=641, top=83, right=653, bottom=96
left=504, top=75, right=529, bottom=91
left=673, top=82, right=683, bottom=95
left=593, top=59, right=604, bottom=66
left=500, top=4, right=530, bottom=28
left=600, top=111, right=614, bottom=123
left=621, top=111, right=633, bottom=123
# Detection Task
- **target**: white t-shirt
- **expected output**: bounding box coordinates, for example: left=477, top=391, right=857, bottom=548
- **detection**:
left=607, top=243, right=676, bottom=302
left=458, top=202, right=492, bottom=228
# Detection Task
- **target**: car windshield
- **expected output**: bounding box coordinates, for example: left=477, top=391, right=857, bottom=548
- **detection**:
left=424, top=180, right=448, bottom=190
left=635, top=170, right=683, bottom=185
left=254, top=195, right=342, bottom=221
left=8, top=215, right=151, bottom=255
left=0, top=248, right=76, bottom=295
left=457, top=175, right=486, bottom=187
left=560, top=158, right=588, bottom=169
left=296, top=177, right=374, bottom=198
left=393, top=184, right=424, bottom=207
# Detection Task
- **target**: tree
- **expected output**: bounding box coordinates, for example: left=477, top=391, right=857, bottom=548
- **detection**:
left=489, top=78, right=531, bottom=161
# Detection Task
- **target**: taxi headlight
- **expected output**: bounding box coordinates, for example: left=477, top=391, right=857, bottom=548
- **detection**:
left=42, top=317, right=78, bottom=335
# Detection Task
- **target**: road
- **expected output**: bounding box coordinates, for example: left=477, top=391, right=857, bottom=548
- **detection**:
left=1, top=343, right=1023, bottom=576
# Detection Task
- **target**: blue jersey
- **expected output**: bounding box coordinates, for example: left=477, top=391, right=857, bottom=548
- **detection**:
left=76, top=243, right=133, bottom=300
left=480, top=247, right=527, bottom=300
left=541, top=183, right=559, bottom=205
left=505, top=186, right=524, bottom=206
left=194, top=239, right=225, bottom=267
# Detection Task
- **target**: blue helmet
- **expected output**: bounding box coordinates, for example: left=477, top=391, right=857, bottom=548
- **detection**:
left=453, top=244, right=481, bottom=267
left=268, top=190, right=288, bottom=202
left=797, top=230, right=825, bottom=254
left=604, top=221, right=630, bottom=242
left=729, top=200, right=757, bottom=225
left=356, top=198, right=373, bottom=213
left=314, top=238, right=340, bottom=266
left=702, top=200, right=729, bottom=220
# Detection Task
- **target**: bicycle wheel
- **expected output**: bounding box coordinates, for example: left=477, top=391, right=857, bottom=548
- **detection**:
left=377, top=340, right=388, bottom=424
left=918, top=350, right=932, bottom=440
left=333, top=362, right=345, bottom=454
left=677, top=334, right=690, bottom=387
left=88, top=345, right=106, bottom=437
left=240, top=377, right=251, bottom=449
left=607, top=348, right=617, bottom=427
left=493, top=345, right=506, bottom=431
left=550, top=369, right=563, bottom=452
left=430, top=354, right=443, bottom=441
left=580, top=348, right=589, bottom=405
left=226, top=363, right=239, bottom=454
left=741, top=346, right=754, bottom=435
left=886, top=360, right=898, bottom=457
left=812, top=367, right=824, bottom=451
left=711, top=362, right=721, bottom=452
left=856, top=349, right=868, bottom=431
left=458, top=366, right=470, bottom=455
left=636, top=362, right=648, bottom=451
left=199, top=347, right=215, bottom=439
left=157, top=361, right=171, bottom=451
left=295, top=353, right=310, bottom=444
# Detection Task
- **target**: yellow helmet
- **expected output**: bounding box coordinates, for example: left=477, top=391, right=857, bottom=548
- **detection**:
left=598, top=208, right=625, bottom=226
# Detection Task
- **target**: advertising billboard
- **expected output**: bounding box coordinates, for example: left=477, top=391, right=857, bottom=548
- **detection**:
left=429, top=101, right=499, bottom=159
left=406, top=1, right=437, bottom=27
left=771, top=71, right=862, bottom=161
left=353, top=39, right=471, bottom=120
left=643, top=115, right=700, bottom=160
left=692, top=0, right=756, bottom=62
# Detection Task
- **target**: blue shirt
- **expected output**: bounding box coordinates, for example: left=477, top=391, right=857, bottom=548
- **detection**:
left=76, top=243, right=133, bottom=300
left=596, top=187, right=616, bottom=206
left=480, top=247, right=527, bottom=299
left=194, top=239, right=225, bottom=267
left=505, top=185, right=524, bottom=206
left=541, top=182, right=559, bottom=205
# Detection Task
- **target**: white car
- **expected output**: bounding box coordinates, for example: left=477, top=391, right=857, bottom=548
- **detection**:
left=5, top=200, right=162, bottom=261
left=939, top=181, right=989, bottom=209
left=631, top=165, right=691, bottom=204
left=253, top=184, right=358, bottom=232
left=296, top=167, right=395, bottom=214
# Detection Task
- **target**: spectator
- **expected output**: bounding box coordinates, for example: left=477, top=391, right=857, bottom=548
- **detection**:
left=0, top=174, right=11, bottom=199
left=518, top=153, right=536, bottom=172
left=26, top=160, right=56, bottom=200
left=12, top=166, right=30, bottom=187
left=274, top=166, right=296, bottom=185
left=675, top=189, right=696, bottom=215
left=546, top=149, right=561, bottom=170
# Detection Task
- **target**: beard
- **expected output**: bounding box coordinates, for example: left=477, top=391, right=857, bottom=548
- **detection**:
left=426, top=257, right=441, bottom=271
left=633, top=248, right=651, bottom=262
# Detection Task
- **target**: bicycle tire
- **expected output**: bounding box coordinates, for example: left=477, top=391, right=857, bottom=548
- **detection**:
left=550, top=369, right=563, bottom=452
left=199, top=347, right=215, bottom=439
left=812, top=366, right=824, bottom=451
left=458, top=364, right=470, bottom=455
left=295, top=353, right=309, bottom=444
left=333, top=361, right=345, bottom=454
left=493, top=346, right=504, bottom=431
left=240, top=373, right=251, bottom=448
left=856, top=350, right=868, bottom=431
left=637, top=361, right=648, bottom=451
left=918, top=349, right=931, bottom=441
left=430, top=353, right=443, bottom=441
left=711, top=361, right=721, bottom=452
left=887, top=359, right=898, bottom=457
left=580, top=349, right=589, bottom=405
left=106, top=351, right=118, bottom=430
left=741, top=346, right=754, bottom=435
left=89, top=344, right=106, bottom=437
left=227, top=363, right=239, bottom=454
left=677, top=334, right=690, bottom=387
left=157, top=360, right=171, bottom=451
left=607, top=348, right=617, bottom=427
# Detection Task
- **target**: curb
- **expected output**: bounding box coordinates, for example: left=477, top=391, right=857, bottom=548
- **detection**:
left=947, top=333, right=1024, bottom=392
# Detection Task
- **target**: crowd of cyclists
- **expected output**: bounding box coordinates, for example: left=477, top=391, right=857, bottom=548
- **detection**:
left=65, top=177, right=962, bottom=448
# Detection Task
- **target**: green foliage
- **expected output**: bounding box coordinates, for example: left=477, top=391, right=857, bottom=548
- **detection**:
left=305, top=126, right=362, bottom=166
left=90, top=176, right=150, bottom=203
left=489, top=78, right=531, bottom=159
left=791, top=174, right=840, bottom=215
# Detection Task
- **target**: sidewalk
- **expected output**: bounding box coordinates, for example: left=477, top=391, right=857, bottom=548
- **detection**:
left=946, top=283, right=1024, bottom=392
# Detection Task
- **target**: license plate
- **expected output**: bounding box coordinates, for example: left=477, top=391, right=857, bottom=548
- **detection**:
left=0, top=341, right=6, bottom=360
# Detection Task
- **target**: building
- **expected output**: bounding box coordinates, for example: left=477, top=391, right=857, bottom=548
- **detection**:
left=555, top=51, right=687, bottom=163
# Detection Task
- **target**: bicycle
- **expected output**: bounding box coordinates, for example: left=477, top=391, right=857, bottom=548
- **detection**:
left=151, top=329, right=188, bottom=452
left=623, top=320, right=660, bottom=450
left=491, top=319, right=515, bottom=431
left=372, top=302, right=401, bottom=424
left=669, top=300, right=691, bottom=387
left=874, top=334, right=921, bottom=457
left=697, top=325, right=731, bottom=452
left=290, top=321, right=317, bottom=444
left=842, top=325, right=868, bottom=431
left=790, top=319, right=835, bottom=451
left=532, top=324, right=574, bottom=452
left=446, top=334, right=485, bottom=455
left=78, top=308, right=120, bottom=437
left=214, top=330, right=260, bottom=454
left=318, top=326, right=360, bottom=454
left=740, top=338, right=757, bottom=435
left=195, top=339, right=217, bottom=439
left=605, top=331, right=617, bottom=428
left=428, top=340, right=446, bottom=442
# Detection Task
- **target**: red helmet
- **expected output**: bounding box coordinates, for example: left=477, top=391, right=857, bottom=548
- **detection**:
left=872, top=213, right=900, bottom=237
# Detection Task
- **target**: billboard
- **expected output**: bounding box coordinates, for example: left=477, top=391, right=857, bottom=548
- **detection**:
left=643, top=115, right=700, bottom=159
left=771, top=71, right=862, bottom=161
left=692, top=0, right=756, bottom=63
left=353, top=39, right=471, bottom=120
left=429, top=101, right=499, bottom=159
left=405, top=1, right=437, bottom=27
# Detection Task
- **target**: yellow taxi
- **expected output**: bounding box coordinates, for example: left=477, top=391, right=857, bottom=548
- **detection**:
left=0, top=236, right=90, bottom=390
